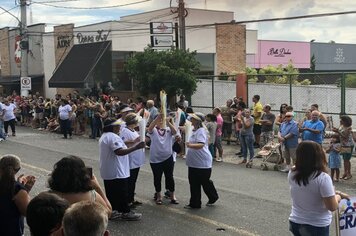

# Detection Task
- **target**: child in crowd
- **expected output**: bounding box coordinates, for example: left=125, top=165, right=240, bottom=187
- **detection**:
left=205, top=114, right=217, bottom=158
left=326, top=134, right=341, bottom=182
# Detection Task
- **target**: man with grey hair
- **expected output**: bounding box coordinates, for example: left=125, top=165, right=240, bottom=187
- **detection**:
left=62, top=201, right=110, bottom=236
left=300, top=110, right=325, bottom=145
left=147, top=99, right=158, bottom=125
left=278, top=112, right=299, bottom=172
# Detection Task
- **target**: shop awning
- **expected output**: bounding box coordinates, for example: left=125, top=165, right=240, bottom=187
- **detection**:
left=48, top=41, right=111, bottom=88
left=0, top=74, right=43, bottom=85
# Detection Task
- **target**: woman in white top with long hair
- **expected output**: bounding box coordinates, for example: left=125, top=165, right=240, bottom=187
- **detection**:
left=184, top=113, right=219, bottom=209
left=289, top=141, right=349, bottom=236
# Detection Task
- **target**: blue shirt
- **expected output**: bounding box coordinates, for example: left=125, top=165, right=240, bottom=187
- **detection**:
left=302, top=120, right=325, bottom=144
left=280, top=120, right=299, bottom=148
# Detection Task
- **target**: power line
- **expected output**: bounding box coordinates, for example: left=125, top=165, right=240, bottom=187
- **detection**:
left=31, top=0, right=152, bottom=9
left=185, top=10, right=356, bottom=29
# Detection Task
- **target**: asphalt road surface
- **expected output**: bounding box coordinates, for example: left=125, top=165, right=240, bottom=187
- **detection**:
left=1, top=127, right=354, bottom=236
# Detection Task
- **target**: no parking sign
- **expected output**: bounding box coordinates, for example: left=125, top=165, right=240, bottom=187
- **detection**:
left=20, top=77, right=31, bottom=90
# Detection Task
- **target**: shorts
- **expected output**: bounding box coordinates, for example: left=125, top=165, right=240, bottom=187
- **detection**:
left=222, top=122, right=232, bottom=136
left=342, top=146, right=354, bottom=161
left=253, top=124, right=262, bottom=135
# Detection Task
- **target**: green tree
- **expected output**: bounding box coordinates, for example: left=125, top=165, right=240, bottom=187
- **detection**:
left=345, top=74, right=356, bottom=88
left=125, top=47, right=200, bottom=99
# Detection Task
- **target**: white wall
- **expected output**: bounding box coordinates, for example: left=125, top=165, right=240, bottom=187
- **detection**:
left=191, top=80, right=353, bottom=118
left=43, top=34, right=57, bottom=98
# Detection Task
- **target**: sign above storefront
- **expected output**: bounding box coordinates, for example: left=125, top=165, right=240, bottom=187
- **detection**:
left=150, top=22, right=173, bottom=34
left=57, top=35, right=71, bottom=48
left=76, top=30, right=111, bottom=44
left=151, top=35, right=174, bottom=47
left=267, top=48, right=292, bottom=57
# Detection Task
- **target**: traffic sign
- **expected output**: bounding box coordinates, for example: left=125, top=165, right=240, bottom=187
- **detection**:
left=21, top=77, right=32, bottom=90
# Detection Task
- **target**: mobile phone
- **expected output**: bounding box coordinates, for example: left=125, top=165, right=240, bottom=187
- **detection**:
left=86, top=167, right=93, bottom=178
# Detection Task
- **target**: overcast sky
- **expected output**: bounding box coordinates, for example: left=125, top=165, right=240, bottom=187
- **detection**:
left=1, top=0, right=356, bottom=44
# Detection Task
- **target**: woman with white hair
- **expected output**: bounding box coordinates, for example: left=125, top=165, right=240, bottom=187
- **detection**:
left=184, top=113, right=219, bottom=209
left=0, top=154, right=35, bottom=236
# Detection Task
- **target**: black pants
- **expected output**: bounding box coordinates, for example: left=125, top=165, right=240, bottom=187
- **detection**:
left=4, top=119, right=16, bottom=134
left=128, top=167, right=140, bottom=203
left=188, top=167, right=219, bottom=208
left=104, top=178, right=130, bottom=213
left=150, top=156, right=175, bottom=193
left=59, top=119, right=72, bottom=138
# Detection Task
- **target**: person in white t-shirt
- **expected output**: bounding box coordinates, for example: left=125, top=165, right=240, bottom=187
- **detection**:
left=0, top=101, right=6, bottom=140
left=58, top=99, right=72, bottom=139
left=184, top=113, right=219, bottom=209
left=289, top=141, right=349, bottom=236
left=120, top=113, right=146, bottom=208
left=2, top=99, right=17, bottom=137
left=147, top=113, right=178, bottom=205
left=99, top=118, right=145, bottom=221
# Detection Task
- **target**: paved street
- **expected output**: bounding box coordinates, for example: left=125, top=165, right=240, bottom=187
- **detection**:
left=1, top=127, right=355, bottom=236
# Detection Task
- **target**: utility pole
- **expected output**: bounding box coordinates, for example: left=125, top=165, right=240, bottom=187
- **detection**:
left=20, top=0, right=29, bottom=97
left=178, top=0, right=186, bottom=50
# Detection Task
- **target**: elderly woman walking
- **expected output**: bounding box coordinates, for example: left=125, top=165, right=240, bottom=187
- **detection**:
left=184, top=112, right=219, bottom=209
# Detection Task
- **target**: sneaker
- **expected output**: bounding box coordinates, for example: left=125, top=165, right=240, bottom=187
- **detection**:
left=216, top=157, right=223, bottom=162
left=121, top=211, right=142, bottom=221
left=206, top=197, right=219, bottom=206
left=109, top=210, right=122, bottom=221
left=235, top=152, right=242, bottom=155
left=280, top=166, right=290, bottom=173
left=184, top=204, right=201, bottom=209
left=0, top=138, right=4, bottom=142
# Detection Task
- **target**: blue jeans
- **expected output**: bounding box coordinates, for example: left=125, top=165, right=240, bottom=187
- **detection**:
left=240, top=134, right=254, bottom=160
left=289, top=221, right=329, bottom=236
left=91, top=117, right=102, bottom=139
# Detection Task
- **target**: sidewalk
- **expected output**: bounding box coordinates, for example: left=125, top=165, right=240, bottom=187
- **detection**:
left=218, top=139, right=356, bottom=187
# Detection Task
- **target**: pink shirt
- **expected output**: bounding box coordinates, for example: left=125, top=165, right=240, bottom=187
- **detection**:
left=216, top=114, right=223, bottom=137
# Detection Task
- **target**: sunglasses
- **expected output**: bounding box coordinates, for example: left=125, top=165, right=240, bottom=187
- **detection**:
left=285, top=115, right=293, bottom=118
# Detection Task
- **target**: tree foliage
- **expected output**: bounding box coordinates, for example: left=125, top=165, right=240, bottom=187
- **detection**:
left=345, top=74, right=356, bottom=88
left=125, top=48, right=200, bottom=98
left=247, top=61, right=311, bottom=85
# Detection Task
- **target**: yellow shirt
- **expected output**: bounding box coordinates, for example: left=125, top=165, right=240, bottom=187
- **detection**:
left=253, top=102, right=263, bottom=125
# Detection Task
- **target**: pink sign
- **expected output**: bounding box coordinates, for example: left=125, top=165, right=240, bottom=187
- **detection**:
left=254, top=40, right=310, bottom=68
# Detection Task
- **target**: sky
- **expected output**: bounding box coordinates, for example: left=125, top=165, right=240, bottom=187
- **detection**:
left=1, top=0, right=356, bottom=44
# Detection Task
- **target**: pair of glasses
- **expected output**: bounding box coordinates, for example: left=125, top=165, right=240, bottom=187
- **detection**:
left=285, top=115, right=292, bottom=117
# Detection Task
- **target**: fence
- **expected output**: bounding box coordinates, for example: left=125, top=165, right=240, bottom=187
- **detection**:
left=190, top=72, right=356, bottom=127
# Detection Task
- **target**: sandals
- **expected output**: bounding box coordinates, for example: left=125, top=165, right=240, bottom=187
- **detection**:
left=155, top=199, right=163, bottom=205
left=343, top=175, right=352, bottom=180
left=170, top=199, right=179, bottom=204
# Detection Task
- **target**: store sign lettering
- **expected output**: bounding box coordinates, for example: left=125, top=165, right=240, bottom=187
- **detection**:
left=267, top=48, right=292, bottom=57
left=77, top=30, right=111, bottom=44
left=57, top=35, right=71, bottom=48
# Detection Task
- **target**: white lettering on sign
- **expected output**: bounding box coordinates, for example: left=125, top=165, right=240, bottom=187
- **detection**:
left=334, top=48, right=345, bottom=63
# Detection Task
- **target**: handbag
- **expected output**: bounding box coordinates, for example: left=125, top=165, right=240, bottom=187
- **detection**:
left=340, top=146, right=353, bottom=154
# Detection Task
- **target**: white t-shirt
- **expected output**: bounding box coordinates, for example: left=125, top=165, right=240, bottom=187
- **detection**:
left=186, top=127, right=212, bottom=168
left=58, top=104, right=72, bottom=120
left=120, top=127, right=145, bottom=169
left=2, top=103, right=16, bottom=121
left=288, top=171, right=335, bottom=227
left=99, top=132, right=130, bottom=180
left=148, top=127, right=173, bottom=163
